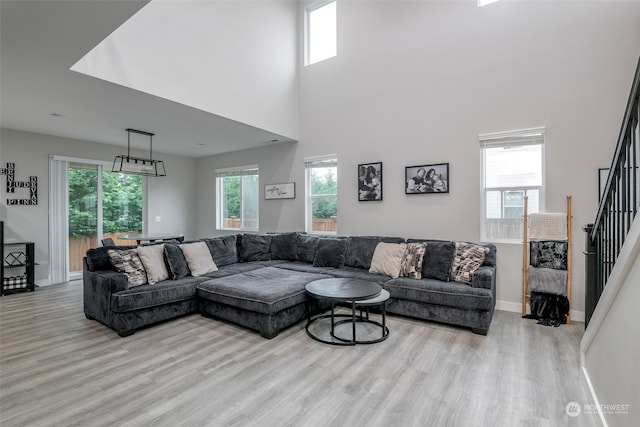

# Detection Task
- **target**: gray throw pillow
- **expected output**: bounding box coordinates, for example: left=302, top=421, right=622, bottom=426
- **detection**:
left=313, top=238, right=347, bottom=268
left=164, top=244, right=191, bottom=279
left=204, top=235, right=238, bottom=266
left=344, top=236, right=380, bottom=269
left=296, top=234, right=319, bottom=263
left=270, top=232, right=298, bottom=261
left=407, top=239, right=456, bottom=282
left=240, top=234, right=272, bottom=262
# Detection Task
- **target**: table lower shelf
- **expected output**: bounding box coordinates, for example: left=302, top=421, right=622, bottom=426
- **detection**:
left=305, top=306, right=389, bottom=345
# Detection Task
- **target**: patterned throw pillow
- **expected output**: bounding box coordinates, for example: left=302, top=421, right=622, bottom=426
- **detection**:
left=450, top=242, right=490, bottom=285
left=108, top=249, right=148, bottom=288
left=399, top=242, right=427, bottom=279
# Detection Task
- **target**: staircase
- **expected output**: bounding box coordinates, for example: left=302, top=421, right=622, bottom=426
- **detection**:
left=580, top=56, right=640, bottom=427
left=584, top=55, right=640, bottom=327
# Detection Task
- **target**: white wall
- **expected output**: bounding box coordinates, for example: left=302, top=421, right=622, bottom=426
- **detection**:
left=297, top=0, right=640, bottom=317
left=582, top=218, right=640, bottom=426
left=71, top=0, right=299, bottom=140
left=196, top=141, right=303, bottom=238
left=0, top=128, right=197, bottom=283
left=196, top=0, right=640, bottom=317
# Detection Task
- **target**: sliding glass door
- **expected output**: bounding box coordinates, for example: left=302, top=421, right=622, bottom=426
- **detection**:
left=67, top=163, right=143, bottom=275
left=68, top=164, right=99, bottom=273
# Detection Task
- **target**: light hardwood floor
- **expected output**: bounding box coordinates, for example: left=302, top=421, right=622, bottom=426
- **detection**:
left=1, top=281, right=600, bottom=427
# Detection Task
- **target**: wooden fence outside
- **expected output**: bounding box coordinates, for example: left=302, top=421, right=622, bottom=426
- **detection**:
left=311, top=217, right=337, bottom=232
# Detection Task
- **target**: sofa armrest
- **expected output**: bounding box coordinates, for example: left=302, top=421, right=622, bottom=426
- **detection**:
left=86, top=270, right=128, bottom=293
left=472, top=266, right=495, bottom=291
left=83, top=257, right=128, bottom=322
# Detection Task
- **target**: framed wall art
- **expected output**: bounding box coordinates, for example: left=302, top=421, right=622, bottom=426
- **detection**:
left=358, top=162, right=382, bottom=201
left=265, top=182, right=295, bottom=200
left=405, top=163, right=449, bottom=194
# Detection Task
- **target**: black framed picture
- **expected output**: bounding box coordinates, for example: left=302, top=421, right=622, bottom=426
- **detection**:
left=358, top=162, right=382, bottom=201
left=405, top=163, right=449, bottom=194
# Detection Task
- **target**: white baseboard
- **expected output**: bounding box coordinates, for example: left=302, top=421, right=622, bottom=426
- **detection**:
left=496, top=299, right=585, bottom=322
left=582, top=366, right=609, bottom=427
left=36, top=278, right=52, bottom=287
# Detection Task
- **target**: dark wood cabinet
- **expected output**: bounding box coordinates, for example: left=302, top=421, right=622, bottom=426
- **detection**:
left=1, top=221, right=36, bottom=296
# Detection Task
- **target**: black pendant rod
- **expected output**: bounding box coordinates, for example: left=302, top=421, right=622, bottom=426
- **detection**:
left=126, top=128, right=155, bottom=160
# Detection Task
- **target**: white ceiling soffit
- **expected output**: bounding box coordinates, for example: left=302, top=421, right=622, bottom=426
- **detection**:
left=0, top=0, right=297, bottom=158
left=70, top=0, right=300, bottom=152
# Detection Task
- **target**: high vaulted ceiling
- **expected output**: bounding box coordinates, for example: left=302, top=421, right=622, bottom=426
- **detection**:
left=0, top=0, right=296, bottom=158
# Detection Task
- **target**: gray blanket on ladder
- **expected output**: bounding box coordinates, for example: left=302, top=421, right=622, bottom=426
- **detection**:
left=527, top=267, right=567, bottom=296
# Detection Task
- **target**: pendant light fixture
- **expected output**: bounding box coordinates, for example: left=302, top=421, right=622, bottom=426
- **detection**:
left=112, top=128, right=166, bottom=177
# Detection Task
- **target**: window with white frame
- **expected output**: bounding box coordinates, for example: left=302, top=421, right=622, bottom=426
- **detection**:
left=216, top=165, right=259, bottom=231
left=480, top=128, right=545, bottom=242
left=305, top=156, right=338, bottom=234
left=305, top=0, right=337, bottom=66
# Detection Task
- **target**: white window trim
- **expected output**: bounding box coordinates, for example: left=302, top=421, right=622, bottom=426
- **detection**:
left=216, top=164, right=259, bottom=232
left=478, top=0, right=500, bottom=7
left=304, top=155, right=338, bottom=235
left=304, top=0, right=337, bottom=66
left=479, top=127, right=545, bottom=244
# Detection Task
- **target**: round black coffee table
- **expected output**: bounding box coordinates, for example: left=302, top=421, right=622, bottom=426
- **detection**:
left=305, top=278, right=390, bottom=345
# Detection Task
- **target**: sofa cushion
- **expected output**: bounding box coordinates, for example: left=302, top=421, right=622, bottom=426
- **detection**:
left=384, top=277, right=494, bottom=311
left=240, top=234, right=272, bottom=262
left=399, top=242, right=427, bottom=279
left=86, top=245, right=137, bottom=272
left=327, top=266, right=389, bottom=283
left=271, top=261, right=337, bottom=276
left=111, top=277, right=204, bottom=313
left=202, top=262, right=266, bottom=279
left=270, top=232, right=298, bottom=261
left=197, top=267, right=331, bottom=315
left=296, top=233, right=319, bottom=263
left=137, top=244, right=169, bottom=285
left=313, top=238, right=347, bottom=268
left=369, top=242, right=407, bottom=278
left=408, top=239, right=456, bottom=282
left=204, top=235, right=238, bottom=266
left=164, top=244, right=191, bottom=280
left=344, top=236, right=405, bottom=269
left=180, top=241, right=218, bottom=277
left=108, top=249, right=148, bottom=287
left=450, top=242, right=489, bottom=285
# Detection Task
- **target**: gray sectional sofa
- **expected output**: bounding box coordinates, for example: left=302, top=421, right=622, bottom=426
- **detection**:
left=83, top=232, right=497, bottom=338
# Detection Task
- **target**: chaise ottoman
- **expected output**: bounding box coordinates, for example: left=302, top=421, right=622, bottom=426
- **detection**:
left=197, top=267, right=332, bottom=338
